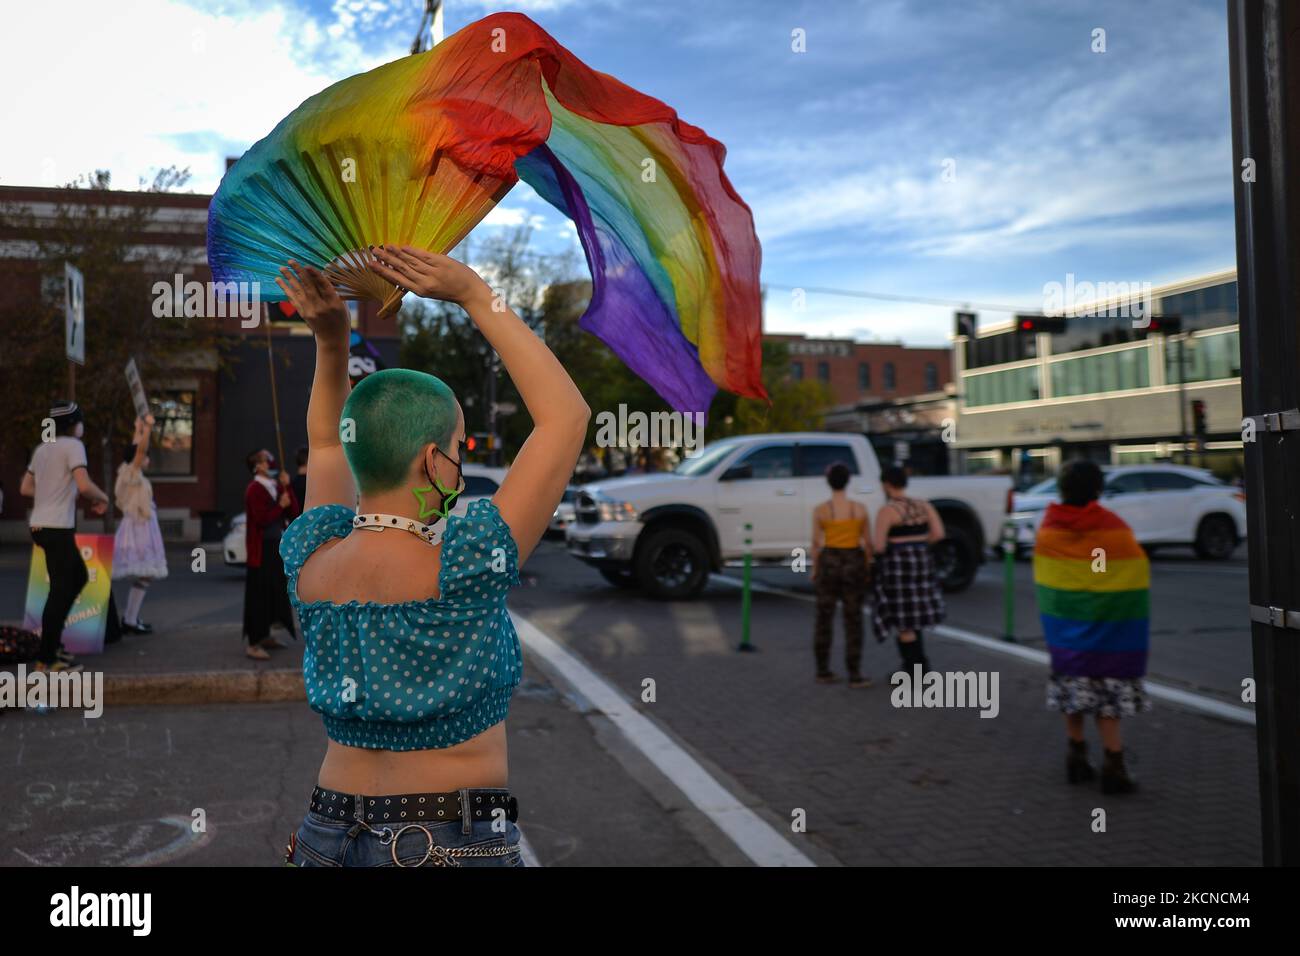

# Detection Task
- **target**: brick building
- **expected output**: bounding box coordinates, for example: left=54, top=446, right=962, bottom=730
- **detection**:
left=0, top=183, right=399, bottom=542
left=764, top=332, right=952, bottom=403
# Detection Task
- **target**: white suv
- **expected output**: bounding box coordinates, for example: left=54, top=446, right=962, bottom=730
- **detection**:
left=1010, top=464, right=1246, bottom=559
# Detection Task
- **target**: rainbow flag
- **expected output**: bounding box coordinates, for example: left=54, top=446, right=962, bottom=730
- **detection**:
left=206, top=12, right=765, bottom=414
left=1033, top=501, right=1149, bottom=678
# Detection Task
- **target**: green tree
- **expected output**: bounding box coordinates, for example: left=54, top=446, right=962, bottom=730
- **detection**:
left=706, top=340, right=831, bottom=440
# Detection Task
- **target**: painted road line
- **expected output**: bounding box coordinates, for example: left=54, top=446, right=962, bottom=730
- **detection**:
left=517, top=827, right=540, bottom=867
left=511, top=611, right=815, bottom=867
left=712, top=575, right=1256, bottom=727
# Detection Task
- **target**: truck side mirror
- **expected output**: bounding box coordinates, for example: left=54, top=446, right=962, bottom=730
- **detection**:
left=720, top=464, right=753, bottom=482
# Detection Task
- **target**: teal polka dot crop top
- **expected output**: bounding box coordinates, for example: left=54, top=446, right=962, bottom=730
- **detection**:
left=279, top=497, right=523, bottom=752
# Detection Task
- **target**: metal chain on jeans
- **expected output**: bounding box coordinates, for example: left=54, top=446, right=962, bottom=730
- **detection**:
left=367, top=820, right=520, bottom=867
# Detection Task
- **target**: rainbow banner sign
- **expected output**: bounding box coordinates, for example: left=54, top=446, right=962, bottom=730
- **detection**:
left=22, top=534, right=116, bottom=656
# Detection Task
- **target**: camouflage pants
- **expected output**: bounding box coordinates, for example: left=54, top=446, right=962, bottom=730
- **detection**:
left=813, top=547, right=868, bottom=677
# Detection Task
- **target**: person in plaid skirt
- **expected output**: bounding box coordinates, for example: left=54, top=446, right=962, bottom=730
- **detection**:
left=871, top=465, right=946, bottom=673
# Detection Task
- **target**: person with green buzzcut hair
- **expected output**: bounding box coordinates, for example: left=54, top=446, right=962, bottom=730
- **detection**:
left=271, top=249, right=589, bottom=868
left=340, top=368, right=460, bottom=493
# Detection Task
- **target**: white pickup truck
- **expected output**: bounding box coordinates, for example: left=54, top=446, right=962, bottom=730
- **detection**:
left=564, top=432, right=1012, bottom=599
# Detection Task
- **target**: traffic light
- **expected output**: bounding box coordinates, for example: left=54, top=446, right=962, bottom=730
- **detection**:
left=1191, top=399, right=1208, bottom=439
left=1014, top=314, right=1068, bottom=335
left=1143, top=314, right=1183, bottom=336
left=954, top=311, right=977, bottom=338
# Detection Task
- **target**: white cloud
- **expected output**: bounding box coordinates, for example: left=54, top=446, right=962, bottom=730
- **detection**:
left=0, top=0, right=407, bottom=193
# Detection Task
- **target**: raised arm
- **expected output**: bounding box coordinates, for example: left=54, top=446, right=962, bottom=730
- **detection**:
left=276, top=261, right=357, bottom=511
left=130, top=415, right=152, bottom=471
left=369, top=245, right=590, bottom=563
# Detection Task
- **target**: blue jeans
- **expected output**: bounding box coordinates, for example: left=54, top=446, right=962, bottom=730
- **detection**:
left=287, top=792, right=524, bottom=867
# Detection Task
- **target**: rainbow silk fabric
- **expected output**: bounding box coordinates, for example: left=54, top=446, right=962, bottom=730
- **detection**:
left=206, top=12, right=765, bottom=413
left=1032, top=501, right=1150, bottom=678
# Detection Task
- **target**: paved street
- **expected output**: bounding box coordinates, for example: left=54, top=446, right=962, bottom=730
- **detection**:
left=0, top=538, right=1262, bottom=865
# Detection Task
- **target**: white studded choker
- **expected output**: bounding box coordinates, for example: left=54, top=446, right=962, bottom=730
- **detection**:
left=352, top=512, right=445, bottom=547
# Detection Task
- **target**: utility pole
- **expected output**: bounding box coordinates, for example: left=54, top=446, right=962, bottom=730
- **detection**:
left=409, top=0, right=444, bottom=55
left=1227, top=0, right=1300, bottom=866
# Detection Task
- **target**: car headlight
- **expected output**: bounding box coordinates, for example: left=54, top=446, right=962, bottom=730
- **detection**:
left=593, top=494, right=638, bottom=522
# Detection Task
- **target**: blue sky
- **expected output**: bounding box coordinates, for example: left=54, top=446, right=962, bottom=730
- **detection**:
left=2, top=0, right=1236, bottom=345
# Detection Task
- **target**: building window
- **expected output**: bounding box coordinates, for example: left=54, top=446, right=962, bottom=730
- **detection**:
left=147, top=390, right=196, bottom=477
left=1164, top=330, right=1240, bottom=384
left=858, top=362, right=871, bottom=391
left=883, top=362, right=896, bottom=391
left=817, top=361, right=830, bottom=382
left=791, top=362, right=803, bottom=381
left=964, top=366, right=1040, bottom=407
left=924, top=362, right=938, bottom=391
left=1050, top=345, right=1150, bottom=398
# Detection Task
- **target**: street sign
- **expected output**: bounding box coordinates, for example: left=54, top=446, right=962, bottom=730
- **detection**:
left=491, top=401, right=517, bottom=416
left=124, top=358, right=151, bottom=420
left=64, top=262, right=84, bottom=364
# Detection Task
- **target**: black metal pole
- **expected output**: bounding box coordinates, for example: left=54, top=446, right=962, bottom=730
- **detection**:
left=1227, top=0, right=1300, bottom=866
left=1177, top=335, right=1188, bottom=464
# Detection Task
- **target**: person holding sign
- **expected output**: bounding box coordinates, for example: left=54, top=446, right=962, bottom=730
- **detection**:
left=112, top=414, right=168, bottom=633
left=20, top=401, right=114, bottom=671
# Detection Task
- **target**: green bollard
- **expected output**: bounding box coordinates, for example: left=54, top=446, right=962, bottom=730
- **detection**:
left=1002, top=520, right=1017, bottom=643
left=738, top=522, right=756, bottom=652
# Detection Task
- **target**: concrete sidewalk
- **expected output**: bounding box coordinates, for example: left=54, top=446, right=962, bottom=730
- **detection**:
left=0, top=623, right=305, bottom=705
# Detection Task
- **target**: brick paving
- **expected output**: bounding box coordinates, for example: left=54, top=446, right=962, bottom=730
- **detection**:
left=512, top=545, right=1261, bottom=866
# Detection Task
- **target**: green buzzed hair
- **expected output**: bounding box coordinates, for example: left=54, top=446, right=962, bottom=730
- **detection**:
left=341, top=368, right=459, bottom=492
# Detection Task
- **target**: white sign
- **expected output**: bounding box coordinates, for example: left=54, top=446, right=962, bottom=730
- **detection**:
left=65, top=263, right=85, bottom=364
left=124, top=358, right=150, bottom=420
left=491, top=401, right=518, bottom=416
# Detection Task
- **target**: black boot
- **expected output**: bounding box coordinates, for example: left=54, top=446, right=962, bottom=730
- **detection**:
left=1101, top=748, right=1138, bottom=795
left=1066, top=739, right=1095, bottom=784
left=895, top=637, right=913, bottom=674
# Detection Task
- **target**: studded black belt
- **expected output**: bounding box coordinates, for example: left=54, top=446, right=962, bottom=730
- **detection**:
left=310, top=786, right=519, bottom=825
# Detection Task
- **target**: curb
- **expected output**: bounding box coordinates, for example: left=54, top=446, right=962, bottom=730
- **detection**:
left=101, top=669, right=305, bottom=706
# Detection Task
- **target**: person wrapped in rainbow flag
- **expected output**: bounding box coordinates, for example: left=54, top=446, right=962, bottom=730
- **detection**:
left=1032, top=460, right=1150, bottom=794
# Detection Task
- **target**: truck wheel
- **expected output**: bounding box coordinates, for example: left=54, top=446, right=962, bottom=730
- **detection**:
left=598, top=566, right=638, bottom=588
left=635, top=528, right=709, bottom=600
left=1194, top=514, right=1237, bottom=560
left=933, top=526, right=978, bottom=593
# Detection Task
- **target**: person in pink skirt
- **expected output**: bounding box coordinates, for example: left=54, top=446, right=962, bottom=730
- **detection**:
left=113, top=414, right=168, bottom=633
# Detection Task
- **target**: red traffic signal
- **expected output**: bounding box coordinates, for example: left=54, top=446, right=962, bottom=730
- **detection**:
left=465, top=435, right=478, bottom=452
left=1144, top=314, right=1183, bottom=335
left=1015, top=314, right=1068, bottom=335
left=1191, top=399, right=1207, bottom=435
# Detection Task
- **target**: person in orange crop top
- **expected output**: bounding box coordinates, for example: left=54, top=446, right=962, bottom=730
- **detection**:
left=810, top=461, right=872, bottom=688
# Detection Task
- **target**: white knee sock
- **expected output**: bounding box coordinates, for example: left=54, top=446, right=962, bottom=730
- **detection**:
left=124, top=580, right=149, bottom=625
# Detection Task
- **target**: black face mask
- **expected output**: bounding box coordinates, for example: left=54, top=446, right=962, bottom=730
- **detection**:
left=417, top=439, right=465, bottom=521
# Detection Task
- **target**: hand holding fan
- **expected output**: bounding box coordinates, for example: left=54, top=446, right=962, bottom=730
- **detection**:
left=207, top=12, right=765, bottom=413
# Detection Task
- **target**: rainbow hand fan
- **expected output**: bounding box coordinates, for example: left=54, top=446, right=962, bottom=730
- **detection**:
left=206, top=11, right=765, bottom=413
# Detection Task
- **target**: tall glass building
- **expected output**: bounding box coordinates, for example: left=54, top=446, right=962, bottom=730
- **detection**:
left=953, top=271, right=1241, bottom=483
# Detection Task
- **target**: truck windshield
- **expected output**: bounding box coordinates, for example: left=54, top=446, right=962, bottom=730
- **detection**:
left=673, top=443, right=737, bottom=477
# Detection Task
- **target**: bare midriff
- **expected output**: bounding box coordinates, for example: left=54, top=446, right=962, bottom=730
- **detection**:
left=317, top=721, right=509, bottom=794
